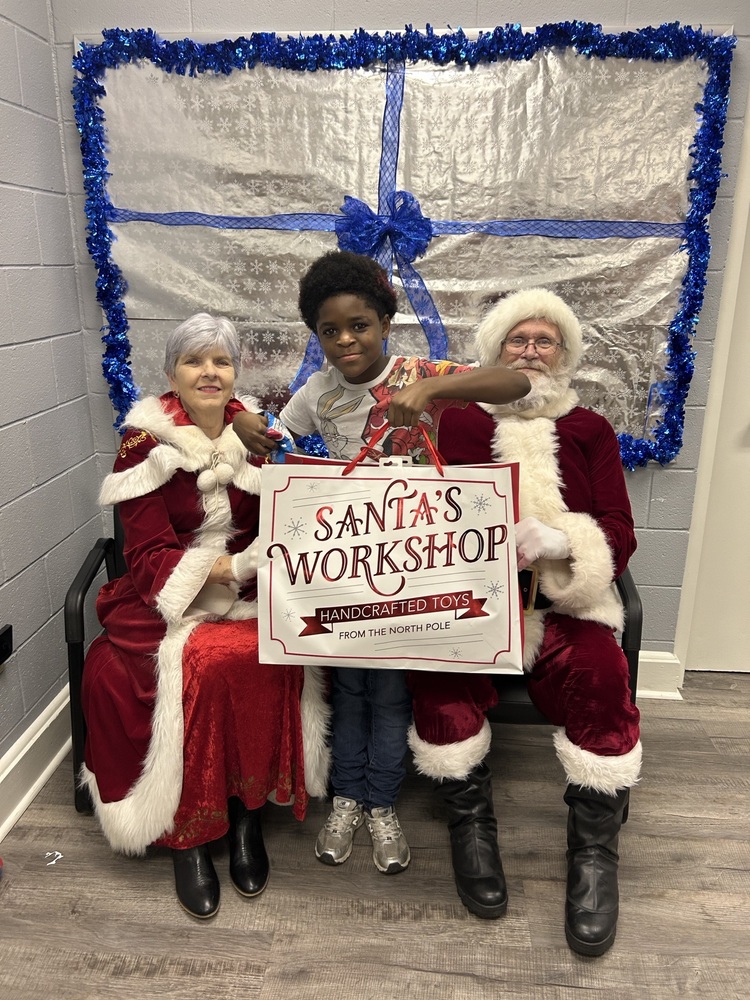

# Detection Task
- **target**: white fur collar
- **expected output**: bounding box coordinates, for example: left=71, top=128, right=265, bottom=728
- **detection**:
left=491, top=416, right=566, bottom=522
left=100, top=395, right=261, bottom=506
left=122, top=394, right=255, bottom=469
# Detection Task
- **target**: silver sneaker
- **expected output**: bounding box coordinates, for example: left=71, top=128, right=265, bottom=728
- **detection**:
left=315, top=796, right=364, bottom=865
left=365, top=806, right=411, bottom=874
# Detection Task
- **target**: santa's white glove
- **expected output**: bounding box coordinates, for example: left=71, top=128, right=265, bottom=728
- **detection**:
left=230, top=538, right=259, bottom=583
left=515, top=516, right=570, bottom=572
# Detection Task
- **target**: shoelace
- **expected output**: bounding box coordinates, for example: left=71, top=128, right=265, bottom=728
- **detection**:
left=367, top=813, right=401, bottom=843
left=326, top=806, right=361, bottom=834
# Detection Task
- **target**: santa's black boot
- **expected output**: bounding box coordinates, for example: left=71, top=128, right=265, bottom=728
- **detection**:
left=563, top=784, right=629, bottom=956
left=439, top=762, right=508, bottom=918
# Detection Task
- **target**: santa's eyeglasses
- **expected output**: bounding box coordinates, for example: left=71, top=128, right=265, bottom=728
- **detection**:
left=503, top=336, right=563, bottom=354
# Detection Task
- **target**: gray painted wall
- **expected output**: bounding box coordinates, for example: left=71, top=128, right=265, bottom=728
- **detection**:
left=0, top=0, right=748, bottom=758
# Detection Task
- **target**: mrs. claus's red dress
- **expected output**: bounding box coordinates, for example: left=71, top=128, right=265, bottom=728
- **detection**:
left=81, top=393, right=330, bottom=854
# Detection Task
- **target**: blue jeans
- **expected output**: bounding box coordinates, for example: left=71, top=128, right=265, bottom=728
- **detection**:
left=329, top=668, right=412, bottom=811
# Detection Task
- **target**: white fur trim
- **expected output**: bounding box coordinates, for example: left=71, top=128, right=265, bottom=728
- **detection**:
left=101, top=397, right=261, bottom=506
left=81, top=618, right=198, bottom=854
left=122, top=397, right=251, bottom=467
left=553, top=730, right=642, bottom=794
left=492, top=417, right=620, bottom=627
left=99, top=444, right=182, bottom=505
left=538, top=513, right=624, bottom=631
left=235, top=392, right=263, bottom=415
left=408, top=719, right=491, bottom=780
left=157, top=546, right=227, bottom=622
left=493, top=417, right=565, bottom=522
left=475, top=288, right=584, bottom=370
left=521, top=611, right=546, bottom=670
left=231, top=460, right=262, bottom=495
left=300, top=665, right=332, bottom=797
left=122, top=396, right=180, bottom=441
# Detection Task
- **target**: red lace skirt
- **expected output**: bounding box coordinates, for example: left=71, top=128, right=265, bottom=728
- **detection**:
left=83, top=613, right=308, bottom=849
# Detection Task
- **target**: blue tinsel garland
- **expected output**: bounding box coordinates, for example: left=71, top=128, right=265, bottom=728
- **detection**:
left=72, top=22, right=735, bottom=467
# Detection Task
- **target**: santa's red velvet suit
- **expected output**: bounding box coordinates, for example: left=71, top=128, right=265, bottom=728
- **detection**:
left=409, top=399, right=642, bottom=794
left=81, top=393, right=330, bottom=856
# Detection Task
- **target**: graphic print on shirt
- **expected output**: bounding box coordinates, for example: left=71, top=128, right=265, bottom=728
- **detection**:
left=365, top=358, right=469, bottom=461
left=315, top=384, right=368, bottom=458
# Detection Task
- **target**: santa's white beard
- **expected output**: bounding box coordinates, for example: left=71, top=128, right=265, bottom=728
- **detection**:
left=504, top=359, right=572, bottom=412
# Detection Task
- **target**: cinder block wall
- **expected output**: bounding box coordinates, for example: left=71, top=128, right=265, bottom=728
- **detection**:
left=0, top=0, right=747, bottom=759
left=0, top=4, right=108, bottom=760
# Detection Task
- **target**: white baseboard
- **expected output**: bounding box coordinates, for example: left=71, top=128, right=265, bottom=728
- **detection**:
left=0, top=688, right=72, bottom=843
left=636, top=651, right=684, bottom=700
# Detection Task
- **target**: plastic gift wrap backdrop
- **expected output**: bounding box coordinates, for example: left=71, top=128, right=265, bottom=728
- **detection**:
left=73, top=26, right=735, bottom=466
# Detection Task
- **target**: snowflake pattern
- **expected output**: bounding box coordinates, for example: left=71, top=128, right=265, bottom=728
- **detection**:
left=487, top=581, right=505, bottom=599
left=107, top=50, right=706, bottom=442
left=471, top=493, right=491, bottom=515
left=285, top=517, right=306, bottom=539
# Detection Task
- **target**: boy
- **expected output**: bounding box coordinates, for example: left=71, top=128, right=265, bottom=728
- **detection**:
left=235, top=250, right=529, bottom=874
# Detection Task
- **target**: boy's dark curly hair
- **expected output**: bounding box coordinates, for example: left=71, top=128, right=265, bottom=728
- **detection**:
left=298, top=250, right=398, bottom=331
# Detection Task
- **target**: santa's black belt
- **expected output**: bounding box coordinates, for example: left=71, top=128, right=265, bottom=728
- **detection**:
left=519, top=569, right=554, bottom=612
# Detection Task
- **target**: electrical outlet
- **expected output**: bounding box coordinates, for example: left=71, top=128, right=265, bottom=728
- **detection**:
left=0, top=625, right=13, bottom=667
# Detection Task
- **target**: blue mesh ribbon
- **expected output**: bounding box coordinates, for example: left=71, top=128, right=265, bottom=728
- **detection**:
left=335, top=190, right=447, bottom=358
left=336, top=192, right=432, bottom=261
left=109, top=205, right=684, bottom=241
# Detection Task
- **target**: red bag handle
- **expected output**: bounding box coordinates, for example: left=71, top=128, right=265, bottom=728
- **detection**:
left=342, top=423, right=445, bottom=476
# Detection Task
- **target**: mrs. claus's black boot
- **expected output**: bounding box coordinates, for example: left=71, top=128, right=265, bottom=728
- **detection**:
left=228, top=797, right=270, bottom=897
left=440, top=762, right=508, bottom=918
left=171, top=844, right=220, bottom=919
left=564, top=784, right=629, bottom=956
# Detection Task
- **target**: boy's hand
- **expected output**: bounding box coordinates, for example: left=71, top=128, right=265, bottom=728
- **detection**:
left=233, top=410, right=275, bottom=457
left=387, top=381, right=435, bottom=428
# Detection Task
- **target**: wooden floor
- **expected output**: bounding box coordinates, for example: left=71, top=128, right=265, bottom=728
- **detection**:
left=1, top=671, right=749, bottom=1000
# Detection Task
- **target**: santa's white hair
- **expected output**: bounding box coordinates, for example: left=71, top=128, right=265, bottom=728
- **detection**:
left=475, top=288, right=584, bottom=371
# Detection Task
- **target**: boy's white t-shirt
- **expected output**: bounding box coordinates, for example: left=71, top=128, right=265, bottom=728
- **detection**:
left=279, top=355, right=473, bottom=462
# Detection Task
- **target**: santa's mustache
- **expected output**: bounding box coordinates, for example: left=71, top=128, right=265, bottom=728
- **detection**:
left=507, top=358, right=550, bottom=373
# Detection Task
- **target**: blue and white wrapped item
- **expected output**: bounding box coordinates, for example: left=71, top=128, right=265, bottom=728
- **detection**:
left=264, top=412, right=296, bottom=463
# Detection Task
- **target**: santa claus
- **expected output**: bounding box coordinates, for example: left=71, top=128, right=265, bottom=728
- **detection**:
left=409, top=287, right=641, bottom=957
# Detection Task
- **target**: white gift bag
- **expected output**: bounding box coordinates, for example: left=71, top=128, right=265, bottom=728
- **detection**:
left=258, top=430, right=523, bottom=674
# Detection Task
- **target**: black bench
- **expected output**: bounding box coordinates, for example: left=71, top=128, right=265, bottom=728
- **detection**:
left=65, top=509, right=641, bottom=814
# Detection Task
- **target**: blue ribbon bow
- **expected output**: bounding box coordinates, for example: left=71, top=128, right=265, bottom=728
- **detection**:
left=335, top=190, right=448, bottom=360
left=336, top=191, right=433, bottom=262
